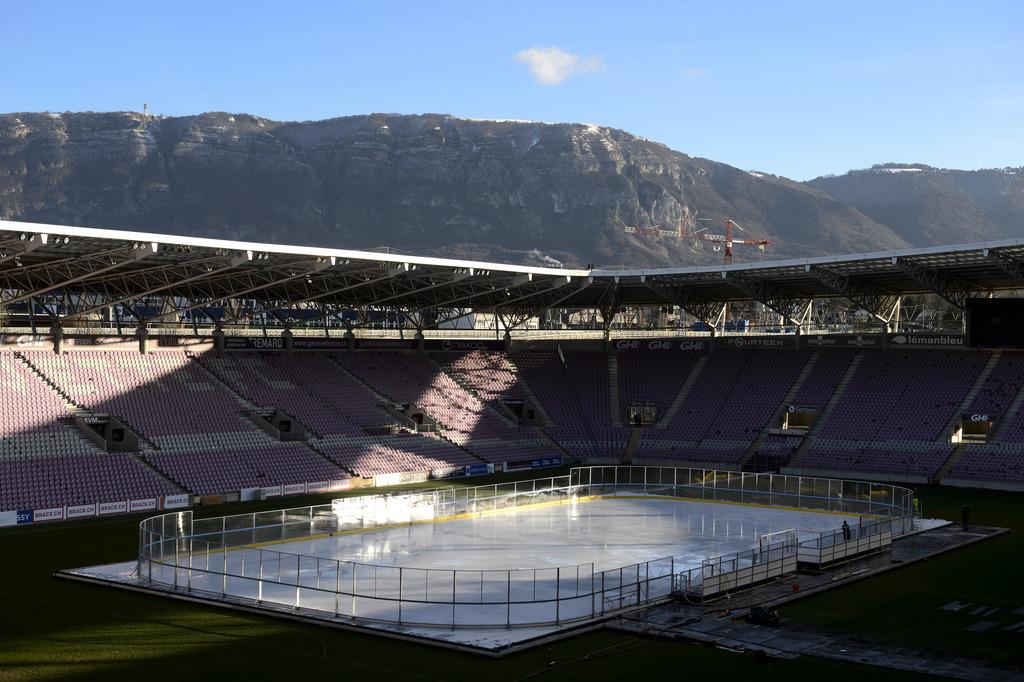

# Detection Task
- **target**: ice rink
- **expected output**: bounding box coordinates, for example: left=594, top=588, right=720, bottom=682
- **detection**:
left=67, top=495, right=869, bottom=650
left=269, top=496, right=853, bottom=572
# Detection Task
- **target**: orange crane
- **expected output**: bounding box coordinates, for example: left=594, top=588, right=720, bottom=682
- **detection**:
left=624, top=217, right=772, bottom=265
left=687, top=218, right=771, bottom=265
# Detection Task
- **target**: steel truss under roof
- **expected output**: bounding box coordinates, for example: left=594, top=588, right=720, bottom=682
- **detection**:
left=2, top=219, right=1023, bottom=329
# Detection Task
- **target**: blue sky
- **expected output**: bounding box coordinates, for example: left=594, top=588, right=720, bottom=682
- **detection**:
left=3, top=0, right=1021, bottom=180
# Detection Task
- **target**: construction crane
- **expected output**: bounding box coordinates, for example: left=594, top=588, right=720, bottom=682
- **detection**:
left=687, top=218, right=771, bottom=265
left=623, top=217, right=772, bottom=265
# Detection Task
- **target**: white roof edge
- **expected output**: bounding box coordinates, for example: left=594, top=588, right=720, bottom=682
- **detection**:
left=593, top=237, right=1024, bottom=278
left=3, top=218, right=1023, bottom=281
left=0, top=219, right=591, bottom=278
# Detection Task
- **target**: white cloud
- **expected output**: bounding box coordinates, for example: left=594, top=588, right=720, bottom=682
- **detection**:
left=515, top=46, right=604, bottom=85
left=681, top=67, right=708, bottom=79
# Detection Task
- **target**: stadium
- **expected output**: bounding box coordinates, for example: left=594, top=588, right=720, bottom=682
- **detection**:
left=1, top=216, right=1022, bottom=678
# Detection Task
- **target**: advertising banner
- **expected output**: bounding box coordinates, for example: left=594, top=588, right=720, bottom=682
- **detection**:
left=426, top=339, right=505, bottom=352
left=305, top=481, right=330, bottom=494
left=888, top=333, right=965, bottom=348
left=611, top=339, right=708, bottom=352
left=67, top=336, right=135, bottom=346
left=466, top=463, right=493, bottom=476
left=157, top=336, right=213, bottom=347
left=98, top=500, right=128, bottom=515
left=283, top=483, right=307, bottom=496
left=0, top=334, right=51, bottom=349
left=66, top=503, right=97, bottom=519
left=16, top=509, right=33, bottom=524
left=329, top=479, right=352, bottom=491
left=34, top=507, right=65, bottom=522
left=721, top=336, right=795, bottom=350
left=398, top=470, right=429, bottom=484
left=374, top=473, right=401, bottom=487
left=224, top=336, right=286, bottom=351
left=372, top=471, right=428, bottom=486
left=292, top=337, right=350, bottom=351
left=804, top=334, right=882, bottom=349
left=162, top=494, right=191, bottom=509
left=355, top=339, right=417, bottom=350
left=260, top=485, right=283, bottom=498
left=129, top=498, right=157, bottom=513
left=430, top=467, right=466, bottom=479
left=0, top=511, right=17, bottom=527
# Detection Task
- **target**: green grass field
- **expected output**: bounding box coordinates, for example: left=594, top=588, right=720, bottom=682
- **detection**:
left=0, top=471, right=1014, bottom=681
left=781, top=484, right=1024, bottom=666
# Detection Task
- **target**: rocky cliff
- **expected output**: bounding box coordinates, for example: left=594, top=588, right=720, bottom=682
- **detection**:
left=808, top=164, right=1024, bottom=247
left=0, top=111, right=911, bottom=267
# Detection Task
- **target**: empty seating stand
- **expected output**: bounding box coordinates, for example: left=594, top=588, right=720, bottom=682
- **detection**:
left=5, top=344, right=1024, bottom=518
left=0, top=351, right=179, bottom=511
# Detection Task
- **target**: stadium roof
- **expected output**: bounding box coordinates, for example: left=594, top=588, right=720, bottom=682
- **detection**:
left=2, top=219, right=1023, bottom=326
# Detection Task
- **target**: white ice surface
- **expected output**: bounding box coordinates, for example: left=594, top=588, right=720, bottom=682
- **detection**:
left=67, top=497, right=858, bottom=651
left=267, top=496, right=851, bottom=571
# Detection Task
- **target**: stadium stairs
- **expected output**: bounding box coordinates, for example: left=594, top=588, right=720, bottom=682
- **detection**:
left=326, top=354, right=486, bottom=464
left=608, top=354, right=623, bottom=428
left=427, top=354, right=521, bottom=428
left=12, top=351, right=191, bottom=494
left=655, top=355, right=708, bottom=429
left=189, top=351, right=322, bottom=437
left=623, top=428, right=642, bottom=464
left=785, top=352, right=865, bottom=469
left=936, top=356, right=1024, bottom=487
left=932, top=351, right=1004, bottom=482
left=740, top=350, right=822, bottom=469
left=561, top=352, right=607, bottom=456
left=186, top=353, right=356, bottom=476
left=15, top=351, right=170, bottom=453
left=430, top=354, right=574, bottom=463
left=502, top=356, right=555, bottom=426
left=425, top=352, right=573, bottom=458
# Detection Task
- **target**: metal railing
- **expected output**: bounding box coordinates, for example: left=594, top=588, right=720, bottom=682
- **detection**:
left=137, top=466, right=914, bottom=628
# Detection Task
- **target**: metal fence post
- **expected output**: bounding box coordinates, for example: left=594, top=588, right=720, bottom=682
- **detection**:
left=601, top=570, right=606, bottom=615
left=256, top=550, right=263, bottom=602
left=591, top=565, right=596, bottom=617
left=506, top=571, right=512, bottom=629
left=556, top=567, right=561, bottom=624
left=334, top=560, right=340, bottom=617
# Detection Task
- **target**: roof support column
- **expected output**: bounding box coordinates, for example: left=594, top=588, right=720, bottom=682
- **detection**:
left=136, top=322, right=149, bottom=355
left=51, top=320, right=63, bottom=354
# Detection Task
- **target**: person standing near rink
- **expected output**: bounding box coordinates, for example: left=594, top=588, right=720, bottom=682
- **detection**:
left=842, top=520, right=851, bottom=542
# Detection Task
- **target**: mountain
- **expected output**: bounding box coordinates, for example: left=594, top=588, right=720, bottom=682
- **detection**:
left=808, top=164, right=1024, bottom=246
left=0, top=111, right=909, bottom=268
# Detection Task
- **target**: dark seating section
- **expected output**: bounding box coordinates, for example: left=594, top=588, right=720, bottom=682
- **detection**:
left=636, top=350, right=807, bottom=466
left=4, top=345, right=1024, bottom=514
